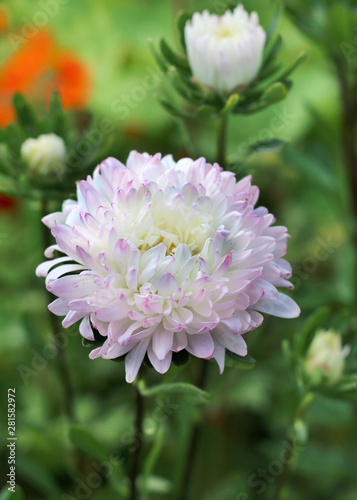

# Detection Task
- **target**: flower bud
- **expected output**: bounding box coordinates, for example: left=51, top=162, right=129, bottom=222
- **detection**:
left=185, top=5, right=266, bottom=93
left=21, top=133, right=66, bottom=177
left=305, top=329, right=349, bottom=385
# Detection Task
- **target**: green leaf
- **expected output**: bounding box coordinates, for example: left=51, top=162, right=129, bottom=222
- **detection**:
left=69, top=425, right=109, bottom=462
left=5, top=123, right=27, bottom=157
left=160, top=39, right=190, bottom=73
left=247, top=139, right=287, bottom=154
left=277, top=51, right=307, bottom=82
left=138, top=380, right=211, bottom=402
left=167, top=67, right=203, bottom=104
left=319, top=375, right=357, bottom=401
left=48, top=91, right=68, bottom=139
left=225, top=351, right=256, bottom=369
left=265, top=4, right=281, bottom=47
left=158, top=98, right=196, bottom=120
left=260, top=82, right=288, bottom=105
left=12, top=93, right=38, bottom=136
left=262, top=34, right=283, bottom=69
left=176, top=10, right=190, bottom=51
left=148, top=38, right=168, bottom=73
left=221, top=94, right=240, bottom=115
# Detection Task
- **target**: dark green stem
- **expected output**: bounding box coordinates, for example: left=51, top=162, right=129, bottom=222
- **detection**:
left=334, top=57, right=357, bottom=300
left=41, top=197, right=76, bottom=422
left=216, top=115, right=228, bottom=168
left=130, top=370, right=146, bottom=500
left=273, top=392, right=315, bottom=500
left=178, top=360, right=209, bottom=500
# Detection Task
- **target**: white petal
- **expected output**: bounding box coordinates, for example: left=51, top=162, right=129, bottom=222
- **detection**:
left=125, top=338, right=150, bottom=383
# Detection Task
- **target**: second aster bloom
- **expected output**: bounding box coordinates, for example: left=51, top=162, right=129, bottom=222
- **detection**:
left=21, top=133, right=66, bottom=177
left=185, top=5, right=266, bottom=93
left=305, top=330, right=349, bottom=385
left=37, top=152, right=299, bottom=382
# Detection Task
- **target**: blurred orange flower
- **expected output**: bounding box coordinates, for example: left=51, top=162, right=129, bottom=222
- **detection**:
left=0, top=29, right=91, bottom=127
left=0, top=6, right=8, bottom=33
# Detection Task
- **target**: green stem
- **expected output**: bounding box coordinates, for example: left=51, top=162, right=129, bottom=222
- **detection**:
left=216, top=115, right=228, bottom=168
left=334, top=57, right=357, bottom=301
left=41, top=197, right=76, bottom=422
left=177, top=360, right=209, bottom=500
left=130, top=370, right=146, bottom=500
left=273, top=392, right=315, bottom=500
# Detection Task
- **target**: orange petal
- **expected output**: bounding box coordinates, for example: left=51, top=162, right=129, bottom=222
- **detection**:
left=0, top=30, right=56, bottom=95
left=53, top=52, right=91, bottom=109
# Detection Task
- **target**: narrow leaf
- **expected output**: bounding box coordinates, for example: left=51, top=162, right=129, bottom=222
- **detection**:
left=176, top=10, right=190, bottom=51
left=160, top=39, right=190, bottom=72
left=138, top=380, right=211, bottom=402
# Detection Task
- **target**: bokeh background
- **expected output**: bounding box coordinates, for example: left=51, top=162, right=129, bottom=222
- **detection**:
left=0, top=1, right=356, bottom=499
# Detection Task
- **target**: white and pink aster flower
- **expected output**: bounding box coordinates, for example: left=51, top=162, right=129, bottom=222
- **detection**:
left=185, top=5, right=266, bottom=93
left=36, top=152, right=300, bottom=383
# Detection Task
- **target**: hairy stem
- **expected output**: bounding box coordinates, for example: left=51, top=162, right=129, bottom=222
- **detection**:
left=216, top=115, right=228, bottom=168
left=130, top=371, right=146, bottom=500
left=179, top=360, right=209, bottom=500
left=273, top=393, right=315, bottom=500
left=41, top=197, right=76, bottom=422
left=334, top=58, right=357, bottom=299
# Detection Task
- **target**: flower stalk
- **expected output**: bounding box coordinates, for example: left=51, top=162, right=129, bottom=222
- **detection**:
left=130, top=368, right=146, bottom=500
left=178, top=359, right=209, bottom=500
left=216, top=115, right=228, bottom=169
left=273, top=392, right=315, bottom=500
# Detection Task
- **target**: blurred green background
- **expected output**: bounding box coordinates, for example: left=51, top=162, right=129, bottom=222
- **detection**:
left=0, top=0, right=356, bottom=499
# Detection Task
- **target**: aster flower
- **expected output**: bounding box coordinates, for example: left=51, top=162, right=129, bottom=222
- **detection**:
left=21, top=133, right=66, bottom=177
left=0, top=92, right=111, bottom=200
left=305, top=329, right=349, bottom=385
left=153, top=6, right=305, bottom=120
left=185, top=6, right=266, bottom=93
left=36, top=152, right=300, bottom=383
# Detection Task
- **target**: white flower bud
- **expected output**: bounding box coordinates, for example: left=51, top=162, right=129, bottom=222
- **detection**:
left=21, top=133, right=66, bottom=177
left=185, top=5, right=266, bottom=93
left=305, top=330, right=349, bottom=385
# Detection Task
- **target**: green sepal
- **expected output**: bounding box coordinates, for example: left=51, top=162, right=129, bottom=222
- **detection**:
left=176, top=10, right=190, bottom=51
left=160, top=38, right=190, bottom=73
left=12, top=93, right=38, bottom=137
left=265, top=3, right=281, bottom=47
left=260, top=82, right=288, bottom=105
left=221, top=94, right=240, bottom=115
